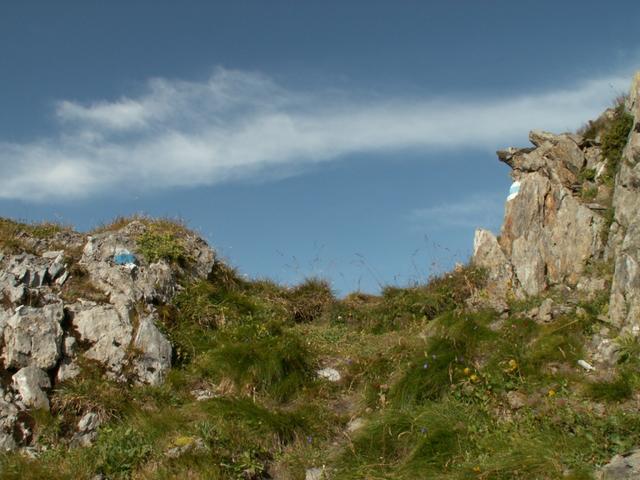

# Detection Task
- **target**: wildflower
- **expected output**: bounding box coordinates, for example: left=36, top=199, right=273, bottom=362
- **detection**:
left=463, top=367, right=471, bottom=375
left=470, top=374, right=479, bottom=383
left=548, top=389, right=556, bottom=397
left=423, top=362, right=429, bottom=370
left=504, top=359, right=518, bottom=373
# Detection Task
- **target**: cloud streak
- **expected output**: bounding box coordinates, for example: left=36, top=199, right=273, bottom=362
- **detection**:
left=0, top=67, right=633, bottom=201
left=409, top=193, right=505, bottom=231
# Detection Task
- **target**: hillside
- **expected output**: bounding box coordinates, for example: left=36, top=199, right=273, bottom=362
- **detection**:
left=0, top=72, right=639, bottom=479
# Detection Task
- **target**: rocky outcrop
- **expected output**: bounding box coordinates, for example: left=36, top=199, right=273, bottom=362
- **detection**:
left=475, top=130, right=607, bottom=300
left=608, top=73, right=640, bottom=331
left=473, top=72, right=640, bottom=334
left=0, top=219, right=216, bottom=451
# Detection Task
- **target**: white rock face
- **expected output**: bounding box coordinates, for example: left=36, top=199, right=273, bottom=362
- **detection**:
left=3, top=304, right=64, bottom=370
left=12, top=366, right=51, bottom=410
left=70, top=302, right=133, bottom=375
left=132, top=315, right=172, bottom=386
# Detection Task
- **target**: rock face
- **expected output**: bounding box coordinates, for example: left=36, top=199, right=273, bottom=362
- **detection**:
left=0, top=219, right=216, bottom=451
left=3, top=304, right=64, bottom=370
left=475, top=130, right=606, bottom=299
left=473, top=72, right=640, bottom=334
left=608, top=73, right=640, bottom=331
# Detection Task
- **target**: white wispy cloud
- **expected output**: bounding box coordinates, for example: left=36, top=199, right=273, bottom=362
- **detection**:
left=409, top=194, right=505, bottom=230
left=0, top=67, right=634, bottom=201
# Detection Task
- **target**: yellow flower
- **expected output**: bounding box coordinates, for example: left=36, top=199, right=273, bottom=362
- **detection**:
left=473, top=466, right=481, bottom=473
left=505, top=359, right=518, bottom=373
left=548, top=389, right=556, bottom=397
left=470, top=374, right=479, bottom=383
left=463, top=367, right=471, bottom=375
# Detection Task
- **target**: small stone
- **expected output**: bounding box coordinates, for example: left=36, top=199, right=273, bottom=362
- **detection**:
left=306, top=467, right=325, bottom=480
left=347, top=417, right=365, bottom=433
left=78, top=412, right=100, bottom=432
left=316, top=367, right=341, bottom=382
left=578, top=359, right=595, bottom=371
left=506, top=391, right=528, bottom=410
left=41, top=251, right=64, bottom=259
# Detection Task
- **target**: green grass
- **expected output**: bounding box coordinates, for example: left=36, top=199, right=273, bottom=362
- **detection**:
left=4, top=250, right=640, bottom=479
left=0, top=217, right=70, bottom=253
left=601, top=103, right=634, bottom=183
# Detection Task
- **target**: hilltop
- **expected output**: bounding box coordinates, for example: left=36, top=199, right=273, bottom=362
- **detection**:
left=0, top=72, right=639, bottom=479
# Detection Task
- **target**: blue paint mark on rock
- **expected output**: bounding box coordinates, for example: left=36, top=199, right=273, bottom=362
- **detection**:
left=114, top=250, right=137, bottom=265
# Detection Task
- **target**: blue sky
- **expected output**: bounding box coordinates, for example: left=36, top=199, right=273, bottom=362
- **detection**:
left=1, top=1, right=640, bottom=294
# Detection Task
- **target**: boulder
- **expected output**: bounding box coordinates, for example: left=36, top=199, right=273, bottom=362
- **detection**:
left=70, top=302, right=133, bottom=375
left=12, top=366, right=51, bottom=410
left=3, top=304, right=64, bottom=370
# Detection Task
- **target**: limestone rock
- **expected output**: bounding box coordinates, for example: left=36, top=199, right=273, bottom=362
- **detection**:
left=306, top=468, right=326, bottom=480
left=0, top=389, right=19, bottom=451
left=79, top=221, right=214, bottom=320
left=597, top=449, right=640, bottom=479
left=609, top=221, right=640, bottom=329
left=501, top=172, right=604, bottom=295
left=317, top=367, right=341, bottom=382
left=70, top=302, right=133, bottom=375
left=12, top=366, right=51, bottom=410
left=608, top=74, right=640, bottom=329
left=3, top=304, right=64, bottom=370
left=56, top=358, right=81, bottom=383
left=132, top=315, right=172, bottom=386
left=471, top=229, right=514, bottom=309
left=70, top=412, right=101, bottom=448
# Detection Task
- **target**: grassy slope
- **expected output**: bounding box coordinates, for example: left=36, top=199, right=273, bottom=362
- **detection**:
left=1, top=259, right=639, bottom=480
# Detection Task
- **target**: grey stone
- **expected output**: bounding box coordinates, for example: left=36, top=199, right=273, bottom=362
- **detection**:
left=70, top=412, right=101, bottom=448
left=537, top=298, right=554, bottom=323
left=0, top=389, right=19, bottom=451
left=56, top=358, right=81, bottom=383
left=132, top=314, right=172, bottom=386
left=164, top=437, right=205, bottom=459
left=70, top=302, right=132, bottom=374
left=12, top=366, right=51, bottom=410
left=3, top=304, right=64, bottom=370
left=598, top=448, right=640, bottom=479
left=306, top=467, right=326, bottom=480
left=316, top=367, right=341, bottom=382
left=506, top=391, right=528, bottom=410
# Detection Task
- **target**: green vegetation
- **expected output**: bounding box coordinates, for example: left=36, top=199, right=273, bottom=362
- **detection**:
left=136, top=231, right=189, bottom=265
left=601, top=104, right=634, bottom=183
left=0, top=217, right=70, bottom=253
left=3, top=255, right=640, bottom=479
